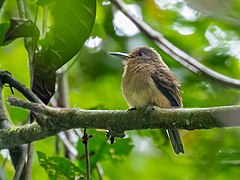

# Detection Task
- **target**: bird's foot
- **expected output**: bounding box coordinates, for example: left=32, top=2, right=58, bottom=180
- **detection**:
left=106, top=130, right=125, bottom=144
left=127, top=107, right=136, bottom=112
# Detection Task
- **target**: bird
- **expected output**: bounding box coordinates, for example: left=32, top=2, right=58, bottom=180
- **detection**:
left=110, top=46, right=184, bottom=154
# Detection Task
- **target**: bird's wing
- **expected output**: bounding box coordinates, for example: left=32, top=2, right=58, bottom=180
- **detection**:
left=151, top=68, right=182, bottom=107
left=152, top=68, right=184, bottom=154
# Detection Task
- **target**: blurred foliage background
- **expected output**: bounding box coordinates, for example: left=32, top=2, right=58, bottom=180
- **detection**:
left=0, top=0, right=240, bottom=179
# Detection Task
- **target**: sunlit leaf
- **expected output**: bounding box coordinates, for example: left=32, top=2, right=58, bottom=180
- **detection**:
left=32, top=0, right=96, bottom=104
left=43, top=0, right=96, bottom=70
left=37, top=151, right=83, bottom=179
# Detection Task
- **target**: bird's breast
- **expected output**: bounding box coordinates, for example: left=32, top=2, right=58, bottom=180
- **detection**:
left=121, top=64, right=171, bottom=108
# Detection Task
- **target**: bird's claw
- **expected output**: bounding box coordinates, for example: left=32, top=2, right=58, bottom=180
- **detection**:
left=106, top=130, right=125, bottom=144
left=127, top=107, right=136, bottom=112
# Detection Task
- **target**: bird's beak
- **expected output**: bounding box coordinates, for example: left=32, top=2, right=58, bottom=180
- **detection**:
left=109, top=52, right=130, bottom=60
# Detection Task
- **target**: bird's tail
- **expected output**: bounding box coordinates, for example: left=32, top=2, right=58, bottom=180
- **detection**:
left=167, top=128, right=184, bottom=155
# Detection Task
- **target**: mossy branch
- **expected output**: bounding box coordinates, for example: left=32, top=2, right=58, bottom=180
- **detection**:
left=0, top=97, right=239, bottom=150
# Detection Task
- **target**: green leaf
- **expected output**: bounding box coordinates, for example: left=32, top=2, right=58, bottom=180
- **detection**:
left=3, top=18, right=39, bottom=45
left=32, top=0, right=96, bottom=104
left=36, top=0, right=55, bottom=6
left=0, top=23, right=9, bottom=46
left=42, top=0, right=96, bottom=70
left=37, top=151, right=82, bottom=179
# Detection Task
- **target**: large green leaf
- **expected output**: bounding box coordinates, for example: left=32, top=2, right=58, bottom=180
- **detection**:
left=32, top=0, right=96, bottom=104
left=40, top=0, right=96, bottom=71
left=37, top=151, right=82, bottom=179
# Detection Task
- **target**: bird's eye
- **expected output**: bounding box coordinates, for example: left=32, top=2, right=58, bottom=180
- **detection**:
left=138, top=52, right=145, bottom=56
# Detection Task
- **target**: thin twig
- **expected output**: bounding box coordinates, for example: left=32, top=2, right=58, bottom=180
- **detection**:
left=0, top=70, right=43, bottom=104
left=58, top=132, right=78, bottom=157
left=55, top=134, right=60, bottom=155
left=63, top=131, right=76, bottom=160
left=25, top=143, right=33, bottom=180
left=96, top=163, right=103, bottom=180
left=82, top=128, right=92, bottom=180
left=56, top=66, right=75, bottom=160
left=11, top=146, right=28, bottom=180
left=22, top=0, right=29, bottom=19
left=16, top=0, right=26, bottom=18
left=110, top=0, right=240, bottom=89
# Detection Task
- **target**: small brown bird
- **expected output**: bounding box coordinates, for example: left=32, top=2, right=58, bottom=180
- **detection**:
left=110, top=46, right=184, bottom=154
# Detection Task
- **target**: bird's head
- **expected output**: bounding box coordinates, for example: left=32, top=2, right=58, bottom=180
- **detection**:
left=110, top=46, right=163, bottom=65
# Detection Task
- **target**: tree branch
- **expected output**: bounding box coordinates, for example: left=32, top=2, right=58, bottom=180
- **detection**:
left=0, top=75, right=27, bottom=180
left=0, top=70, right=44, bottom=180
left=0, top=97, right=239, bottom=150
left=110, top=0, right=240, bottom=89
left=0, top=70, right=43, bottom=104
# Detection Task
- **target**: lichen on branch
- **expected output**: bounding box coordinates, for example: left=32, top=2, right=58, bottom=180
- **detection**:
left=0, top=96, right=239, bottom=150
